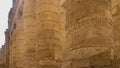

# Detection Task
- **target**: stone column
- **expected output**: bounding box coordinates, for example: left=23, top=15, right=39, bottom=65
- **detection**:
left=63, top=0, right=114, bottom=68
left=23, top=0, right=37, bottom=68
left=4, top=30, right=9, bottom=68
left=9, top=28, right=17, bottom=68
left=113, top=5, right=120, bottom=63
left=60, top=6, right=66, bottom=61
left=14, top=20, right=24, bottom=68
left=14, top=1, right=25, bottom=68
left=9, top=1, right=24, bottom=68
left=36, top=0, right=62, bottom=68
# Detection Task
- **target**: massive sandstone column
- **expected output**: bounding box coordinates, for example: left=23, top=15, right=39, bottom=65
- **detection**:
left=60, top=7, right=66, bottom=61
left=36, top=0, right=62, bottom=68
left=4, top=29, right=9, bottom=68
left=63, top=0, right=114, bottom=67
left=9, top=26, right=17, bottom=68
left=113, top=5, right=120, bottom=62
left=9, top=0, right=24, bottom=68
left=14, top=2, right=25, bottom=68
left=14, top=18, right=24, bottom=68
left=23, top=0, right=37, bottom=68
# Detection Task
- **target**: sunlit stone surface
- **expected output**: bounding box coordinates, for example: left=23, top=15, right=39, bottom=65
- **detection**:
left=1, top=0, right=120, bottom=68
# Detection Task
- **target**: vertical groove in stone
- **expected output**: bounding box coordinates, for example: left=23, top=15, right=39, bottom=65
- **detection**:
left=23, top=0, right=37, bottom=68
left=63, top=0, right=114, bottom=67
left=36, top=0, right=61, bottom=68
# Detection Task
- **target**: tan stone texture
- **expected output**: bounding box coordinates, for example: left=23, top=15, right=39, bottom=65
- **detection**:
left=23, top=0, right=37, bottom=68
left=2, top=0, right=120, bottom=68
left=63, top=0, right=114, bottom=68
left=36, top=0, right=62, bottom=68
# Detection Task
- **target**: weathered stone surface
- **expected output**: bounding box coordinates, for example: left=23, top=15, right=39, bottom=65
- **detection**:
left=36, top=0, right=62, bottom=68
left=63, top=0, right=114, bottom=68
left=2, top=0, right=120, bottom=68
left=8, top=0, right=25, bottom=68
left=23, top=0, right=37, bottom=68
left=113, top=3, right=120, bottom=68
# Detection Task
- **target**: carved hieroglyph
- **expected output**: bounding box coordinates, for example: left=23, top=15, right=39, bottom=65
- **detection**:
left=63, top=0, right=114, bottom=67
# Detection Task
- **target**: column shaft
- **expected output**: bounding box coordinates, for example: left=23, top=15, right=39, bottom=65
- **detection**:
left=23, top=0, right=37, bottom=68
left=63, top=0, right=114, bottom=68
left=36, top=0, right=61, bottom=68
